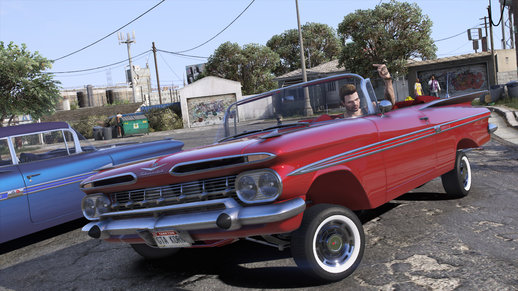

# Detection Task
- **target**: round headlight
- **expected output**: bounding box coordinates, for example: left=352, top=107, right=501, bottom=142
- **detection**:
left=83, top=197, right=96, bottom=219
left=81, top=194, right=111, bottom=220
left=236, top=176, right=257, bottom=201
left=258, top=172, right=280, bottom=198
left=95, top=195, right=111, bottom=215
left=236, top=169, right=282, bottom=204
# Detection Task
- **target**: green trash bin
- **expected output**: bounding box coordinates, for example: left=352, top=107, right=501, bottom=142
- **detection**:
left=120, top=114, right=149, bottom=137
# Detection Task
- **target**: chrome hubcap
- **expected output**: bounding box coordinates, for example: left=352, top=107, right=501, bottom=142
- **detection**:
left=316, top=220, right=354, bottom=268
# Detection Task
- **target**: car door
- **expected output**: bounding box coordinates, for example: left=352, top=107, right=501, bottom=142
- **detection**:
left=14, top=129, right=113, bottom=223
left=370, top=106, right=437, bottom=200
left=0, top=137, right=30, bottom=243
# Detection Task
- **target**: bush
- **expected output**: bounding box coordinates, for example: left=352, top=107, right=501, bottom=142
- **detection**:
left=71, top=115, right=108, bottom=139
left=145, top=107, right=183, bottom=132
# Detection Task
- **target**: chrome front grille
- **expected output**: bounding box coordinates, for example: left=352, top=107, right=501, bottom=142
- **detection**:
left=110, top=175, right=236, bottom=211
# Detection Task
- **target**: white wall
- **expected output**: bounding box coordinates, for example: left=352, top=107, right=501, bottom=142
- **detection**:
left=179, top=77, right=243, bottom=128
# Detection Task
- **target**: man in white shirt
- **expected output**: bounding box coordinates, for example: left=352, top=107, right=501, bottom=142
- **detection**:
left=428, top=75, right=441, bottom=97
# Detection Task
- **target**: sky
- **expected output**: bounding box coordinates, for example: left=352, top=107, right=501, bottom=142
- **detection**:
left=0, top=0, right=511, bottom=90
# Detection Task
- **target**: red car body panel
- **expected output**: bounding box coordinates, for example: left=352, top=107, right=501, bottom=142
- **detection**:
left=80, top=74, right=493, bottom=248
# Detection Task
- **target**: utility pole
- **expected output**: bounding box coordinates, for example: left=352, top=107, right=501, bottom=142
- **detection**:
left=502, top=3, right=507, bottom=49
left=481, top=16, right=489, bottom=51
left=488, top=4, right=498, bottom=85
left=514, top=0, right=518, bottom=68
left=295, top=0, right=313, bottom=116
left=508, top=6, right=514, bottom=49
left=118, top=31, right=137, bottom=103
left=152, top=42, right=162, bottom=104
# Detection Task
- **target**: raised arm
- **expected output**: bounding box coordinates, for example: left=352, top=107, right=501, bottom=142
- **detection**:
left=373, top=64, right=395, bottom=105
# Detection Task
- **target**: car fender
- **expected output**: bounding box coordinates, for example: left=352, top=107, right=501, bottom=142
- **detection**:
left=303, top=164, right=373, bottom=211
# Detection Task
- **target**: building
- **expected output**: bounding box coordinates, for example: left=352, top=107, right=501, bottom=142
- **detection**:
left=407, top=49, right=517, bottom=98
left=178, top=76, right=243, bottom=128
left=58, top=65, right=181, bottom=110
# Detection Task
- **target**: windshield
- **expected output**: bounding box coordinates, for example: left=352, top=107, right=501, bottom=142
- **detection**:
left=217, top=74, right=379, bottom=141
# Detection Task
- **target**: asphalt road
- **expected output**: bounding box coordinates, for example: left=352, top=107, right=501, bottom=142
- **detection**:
left=1, top=139, right=517, bottom=290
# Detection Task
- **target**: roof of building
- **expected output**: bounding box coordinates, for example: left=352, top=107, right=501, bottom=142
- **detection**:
left=274, top=51, right=496, bottom=82
left=406, top=51, right=492, bottom=67
left=276, top=59, right=345, bottom=80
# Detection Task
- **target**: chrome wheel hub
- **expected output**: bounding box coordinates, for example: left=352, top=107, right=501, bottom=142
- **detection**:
left=316, top=220, right=354, bottom=267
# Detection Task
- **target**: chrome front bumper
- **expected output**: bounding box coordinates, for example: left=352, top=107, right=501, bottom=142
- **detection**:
left=82, top=197, right=306, bottom=240
left=488, top=123, right=498, bottom=134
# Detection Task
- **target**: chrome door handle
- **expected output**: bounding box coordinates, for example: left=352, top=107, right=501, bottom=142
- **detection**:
left=27, top=173, right=41, bottom=180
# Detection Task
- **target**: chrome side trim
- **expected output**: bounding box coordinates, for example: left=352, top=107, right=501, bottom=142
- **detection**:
left=289, top=112, right=490, bottom=176
left=169, top=152, right=276, bottom=176
left=0, top=188, right=25, bottom=200
left=82, top=197, right=306, bottom=236
left=25, top=171, right=95, bottom=194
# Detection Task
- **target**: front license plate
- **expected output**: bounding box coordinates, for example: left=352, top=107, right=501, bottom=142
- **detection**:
left=152, top=230, right=192, bottom=248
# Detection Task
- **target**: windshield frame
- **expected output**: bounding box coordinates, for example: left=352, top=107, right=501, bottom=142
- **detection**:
left=221, top=73, right=379, bottom=139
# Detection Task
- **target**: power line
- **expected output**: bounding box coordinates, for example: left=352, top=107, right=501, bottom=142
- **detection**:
left=157, top=51, right=183, bottom=81
left=438, top=41, right=472, bottom=56
left=489, top=1, right=505, bottom=26
left=50, top=50, right=151, bottom=74
left=157, top=49, right=208, bottom=59
left=52, top=0, right=165, bottom=62
left=174, top=0, right=256, bottom=53
left=434, top=24, right=480, bottom=43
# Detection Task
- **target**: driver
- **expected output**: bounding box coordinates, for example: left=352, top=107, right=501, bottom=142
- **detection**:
left=339, top=64, right=395, bottom=118
left=340, top=84, right=363, bottom=118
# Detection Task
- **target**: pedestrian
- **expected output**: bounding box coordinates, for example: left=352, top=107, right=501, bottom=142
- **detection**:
left=414, top=78, right=423, bottom=97
left=116, top=113, right=123, bottom=138
left=428, top=75, right=441, bottom=97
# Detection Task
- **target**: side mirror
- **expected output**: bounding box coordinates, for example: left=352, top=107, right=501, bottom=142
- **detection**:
left=379, top=100, right=393, bottom=115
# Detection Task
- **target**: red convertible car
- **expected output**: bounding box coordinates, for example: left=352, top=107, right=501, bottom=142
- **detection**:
left=80, top=74, right=496, bottom=281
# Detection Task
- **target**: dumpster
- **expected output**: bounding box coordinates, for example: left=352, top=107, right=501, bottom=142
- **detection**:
left=120, top=114, right=149, bottom=137
left=506, top=81, right=518, bottom=99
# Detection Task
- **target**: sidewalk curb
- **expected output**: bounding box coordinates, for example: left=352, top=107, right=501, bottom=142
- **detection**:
left=487, top=106, right=518, bottom=129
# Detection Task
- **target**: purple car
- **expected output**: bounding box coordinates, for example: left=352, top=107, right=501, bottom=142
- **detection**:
left=0, top=122, right=183, bottom=243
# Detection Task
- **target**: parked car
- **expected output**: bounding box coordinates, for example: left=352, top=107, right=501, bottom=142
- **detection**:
left=80, top=74, right=496, bottom=281
left=0, top=122, right=183, bottom=243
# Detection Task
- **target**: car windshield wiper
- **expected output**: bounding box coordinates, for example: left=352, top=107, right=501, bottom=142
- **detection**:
left=218, top=122, right=310, bottom=142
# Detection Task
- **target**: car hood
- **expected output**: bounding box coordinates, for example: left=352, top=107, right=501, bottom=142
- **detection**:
left=81, top=117, right=378, bottom=194
left=81, top=138, right=262, bottom=193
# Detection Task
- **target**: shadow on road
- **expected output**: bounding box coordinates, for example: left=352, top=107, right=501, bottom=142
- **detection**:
left=127, top=203, right=402, bottom=289
left=0, top=218, right=87, bottom=255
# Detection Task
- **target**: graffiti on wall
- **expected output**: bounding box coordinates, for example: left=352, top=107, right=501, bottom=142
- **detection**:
left=187, top=94, right=236, bottom=127
left=418, top=63, right=488, bottom=98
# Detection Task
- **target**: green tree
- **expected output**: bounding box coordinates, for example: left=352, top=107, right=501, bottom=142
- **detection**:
left=0, top=41, right=61, bottom=126
left=267, top=22, right=341, bottom=76
left=337, top=0, right=436, bottom=79
left=204, top=42, right=279, bottom=95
